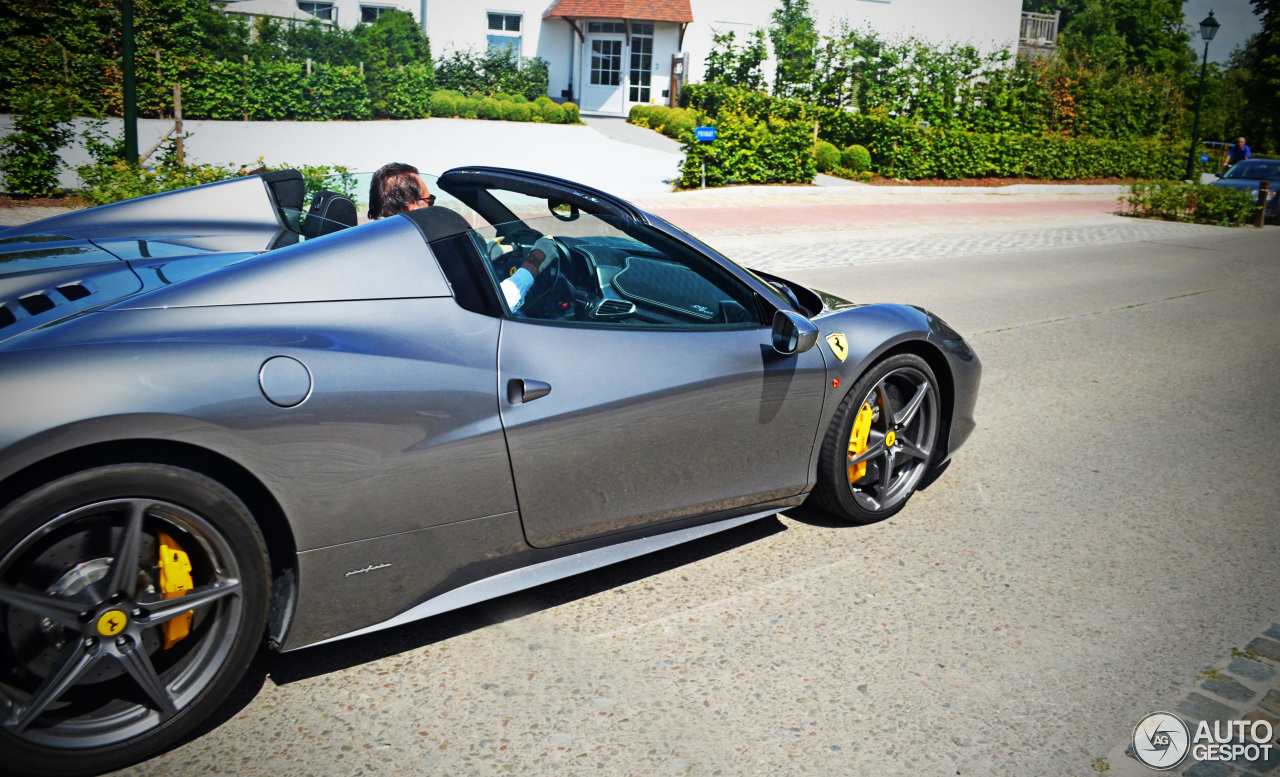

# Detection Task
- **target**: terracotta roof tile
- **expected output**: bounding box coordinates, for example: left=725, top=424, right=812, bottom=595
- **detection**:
left=543, top=0, right=693, bottom=24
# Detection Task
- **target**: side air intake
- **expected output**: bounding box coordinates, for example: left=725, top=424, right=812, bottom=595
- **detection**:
left=18, top=294, right=55, bottom=316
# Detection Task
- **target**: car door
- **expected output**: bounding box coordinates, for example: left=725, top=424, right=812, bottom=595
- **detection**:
left=478, top=212, right=827, bottom=547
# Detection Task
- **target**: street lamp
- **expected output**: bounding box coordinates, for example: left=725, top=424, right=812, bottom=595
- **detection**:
left=1185, top=10, right=1220, bottom=181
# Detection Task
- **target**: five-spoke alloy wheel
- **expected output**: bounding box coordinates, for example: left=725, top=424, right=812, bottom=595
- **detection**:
left=0, top=464, right=270, bottom=777
left=810, top=353, right=942, bottom=524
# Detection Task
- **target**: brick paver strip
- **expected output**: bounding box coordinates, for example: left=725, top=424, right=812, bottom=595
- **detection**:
left=649, top=199, right=1120, bottom=233
left=1232, top=658, right=1278, bottom=683
left=1261, top=690, right=1280, bottom=717
left=1178, top=692, right=1241, bottom=722
left=1203, top=677, right=1258, bottom=702
left=1247, top=639, right=1280, bottom=663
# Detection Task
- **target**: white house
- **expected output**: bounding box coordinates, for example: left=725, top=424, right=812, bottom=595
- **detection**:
left=280, top=0, right=1025, bottom=117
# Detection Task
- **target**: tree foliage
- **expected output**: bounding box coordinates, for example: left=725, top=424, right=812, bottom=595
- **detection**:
left=704, top=29, right=769, bottom=91
left=768, top=0, right=818, bottom=98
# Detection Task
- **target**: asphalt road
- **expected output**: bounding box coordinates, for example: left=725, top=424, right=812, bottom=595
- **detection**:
left=114, top=224, right=1280, bottom=777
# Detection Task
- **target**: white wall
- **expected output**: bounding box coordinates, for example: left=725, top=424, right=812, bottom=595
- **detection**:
left=682, top=0, right=1023, bottom=84
left=323, top=0, right=419, bottom=29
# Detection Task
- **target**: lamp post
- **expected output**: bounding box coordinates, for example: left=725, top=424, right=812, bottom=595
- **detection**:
left=1185, top=10, right=1220, bottom=182
left=122, top=0, right=138, bottom=164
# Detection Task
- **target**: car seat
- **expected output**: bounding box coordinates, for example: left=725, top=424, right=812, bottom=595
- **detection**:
left=303, top=190, right=358, bottom=238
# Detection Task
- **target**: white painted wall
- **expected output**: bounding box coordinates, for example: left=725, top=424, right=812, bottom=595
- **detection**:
left=302, top=0, right=1022, bottom=108
left=682, top=0, right=1023, bottom=84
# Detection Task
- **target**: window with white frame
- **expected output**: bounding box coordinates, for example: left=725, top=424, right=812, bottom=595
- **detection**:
left=297, top=1, right=335, bottom=21
left=587, top=21, right=626, bottom=33
left=360, top=5, right=395, bottom=23
left=629, top=23, right=654, bottom=103
left=487, top=12, right=522, bottom=56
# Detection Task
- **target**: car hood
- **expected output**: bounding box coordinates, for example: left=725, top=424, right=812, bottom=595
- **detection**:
left=1211, top=178, right=1266, bottom=192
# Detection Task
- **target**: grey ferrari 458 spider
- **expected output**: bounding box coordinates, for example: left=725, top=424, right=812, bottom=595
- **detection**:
left=0, top=167, right=979, bottom=774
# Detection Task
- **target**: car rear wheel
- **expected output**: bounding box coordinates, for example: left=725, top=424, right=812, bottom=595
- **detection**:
left=0, top=464, right=270, bottom=776
left=808, top=354, right=941, bottom=524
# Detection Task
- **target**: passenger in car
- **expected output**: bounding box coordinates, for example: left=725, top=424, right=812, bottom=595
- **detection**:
left=369, top=161, right=556, bottom=313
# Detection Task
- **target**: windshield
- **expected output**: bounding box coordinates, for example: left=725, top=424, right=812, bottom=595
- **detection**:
left=469, top=212, right=763, bottom=328
left=1223, top=161, right=1280, bottom=180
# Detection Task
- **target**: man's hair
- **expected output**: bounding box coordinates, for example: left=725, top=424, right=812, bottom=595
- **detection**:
left=369, top=162, right=423, bottom=219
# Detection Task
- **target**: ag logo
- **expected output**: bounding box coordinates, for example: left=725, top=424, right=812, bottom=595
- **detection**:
left=1133, top=712, right=1190, bottom=770
left=825, top=333, right=849, bottom=362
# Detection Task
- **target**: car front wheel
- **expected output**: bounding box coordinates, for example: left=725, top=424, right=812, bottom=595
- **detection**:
left=808, top=353, right=941, bottom=524
left=0, top=464, right=270, bottom=776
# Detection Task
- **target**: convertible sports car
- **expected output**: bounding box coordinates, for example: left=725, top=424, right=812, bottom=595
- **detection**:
left=0, top=167, right=979, bottom=774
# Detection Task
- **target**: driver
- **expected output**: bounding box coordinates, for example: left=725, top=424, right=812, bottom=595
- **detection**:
left=369, top=162, right=559, bottom=313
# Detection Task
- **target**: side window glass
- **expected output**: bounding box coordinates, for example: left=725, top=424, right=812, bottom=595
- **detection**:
left=469, top=213, right=761, bottom=329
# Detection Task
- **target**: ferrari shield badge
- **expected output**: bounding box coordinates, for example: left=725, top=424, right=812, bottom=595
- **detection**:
left=826, top=333, right=849, bottom=362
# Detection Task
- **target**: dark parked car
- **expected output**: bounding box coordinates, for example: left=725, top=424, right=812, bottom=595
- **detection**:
left=0, top=167, right=979, bottom=775
left=1212, top=158, right=1280, bottom=220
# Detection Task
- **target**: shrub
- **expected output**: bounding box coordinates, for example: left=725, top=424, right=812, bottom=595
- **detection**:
left=0, top=92, right=76, bottom=196
left=457, top=98, right=479, bottom=119
left=504, top=102, right=533, bottom=122
left=492, top=92, right=515, bottom=103
left=534, top=95, right=554, bottom=107
left=429, top=93, right=457, bottom=118
left=628, top=105, right=650, bottom=126
left=1123, top=181, right=1256, bottom=225
left=540, top=102, right=566, bottom=124
left=382, top=65, right=435, bottom=119
left=841, top=144, right=872, bottom=172
left=512, top=94, right=528, bottom=103
left=562, top=102, right=580, bottom=123
left=477, top=98, right=503, bottom=120
left=813, top=141, right=840, bottom=173
left=677, top=112, right=816, bottom=189
left=74, top=160, right=356, bottom=207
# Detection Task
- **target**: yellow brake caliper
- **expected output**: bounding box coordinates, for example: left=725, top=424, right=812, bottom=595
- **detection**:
left=157, top=532, right=194, bottom=649
left=847, top=402, right=875, bottom=483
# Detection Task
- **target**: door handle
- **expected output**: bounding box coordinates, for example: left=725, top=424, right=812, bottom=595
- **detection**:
left=507, top=378, right=552, bottom=404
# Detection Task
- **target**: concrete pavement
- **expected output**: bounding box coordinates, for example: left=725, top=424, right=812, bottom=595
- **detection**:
left=102, top=218, right=1280, bottom=777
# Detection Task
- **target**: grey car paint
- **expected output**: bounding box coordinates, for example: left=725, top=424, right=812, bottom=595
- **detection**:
left=0, top=169, right=980, bottom=652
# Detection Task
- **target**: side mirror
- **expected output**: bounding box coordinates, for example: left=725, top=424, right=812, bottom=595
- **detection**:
left=772, top=309, right=819, bottom=355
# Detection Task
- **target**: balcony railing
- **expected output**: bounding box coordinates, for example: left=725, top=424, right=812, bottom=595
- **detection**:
left=1018, top=10, right=1060, bottom=59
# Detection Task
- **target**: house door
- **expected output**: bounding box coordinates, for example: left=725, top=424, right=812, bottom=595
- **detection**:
left=581, top=33, right=625, bottom=114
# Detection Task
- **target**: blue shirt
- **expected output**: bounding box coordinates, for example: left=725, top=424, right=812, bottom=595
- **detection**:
left=1228, top=144, right=1252, bottom=163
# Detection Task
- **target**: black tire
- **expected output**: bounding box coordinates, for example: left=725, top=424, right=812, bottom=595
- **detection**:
left=807, top=353, right=942, bottom=524
left=0, top=464, right=270, bottom=776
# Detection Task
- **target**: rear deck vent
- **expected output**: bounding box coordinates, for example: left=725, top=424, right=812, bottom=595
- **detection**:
left=19, top=294, right=55, bottom=316
left=0, top=307, right=15, bottom=329
left=57, top=283, right=91, bottom=301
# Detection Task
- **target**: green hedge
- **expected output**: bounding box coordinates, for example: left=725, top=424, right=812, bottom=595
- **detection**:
left=628, top=105, right=697, bottom=141
left=1122, top=181, right=1257, bottom=226
left=75, top=161, right=357, bottom=206
left=677, top=111, right=816, bottom=189
left=681, top=83, right=1198, bottom=182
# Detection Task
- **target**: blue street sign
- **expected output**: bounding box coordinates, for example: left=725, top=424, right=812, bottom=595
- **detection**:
left=1200, top=153, right=1210, bottom=163
left=695, top=126, right=716, bottom=142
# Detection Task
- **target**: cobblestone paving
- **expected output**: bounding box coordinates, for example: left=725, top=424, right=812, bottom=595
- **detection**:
left=711, top=218, right=1226, bottom=272
left=1102, top=623, right=1280, bottom=777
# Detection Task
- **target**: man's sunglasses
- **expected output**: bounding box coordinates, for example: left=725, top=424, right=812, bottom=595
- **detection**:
left=417, top=194, right=437, bottom=207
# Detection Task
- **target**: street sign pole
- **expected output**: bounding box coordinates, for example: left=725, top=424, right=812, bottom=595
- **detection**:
left=694, top=126, right=716, bottom=190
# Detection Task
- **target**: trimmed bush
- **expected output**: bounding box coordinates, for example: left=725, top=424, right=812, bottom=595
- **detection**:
left=1123, top=181, right=1256, bottom=225
left=457, top=98, right=479, bottom=119
left=382, top=65, right=435, bottom=119
left=512, top=94, right=528, bottom=103
left=477, top=98, right=503, bottom=120
left=841, top=144, right=872, bottom=172
left=813, top=141, right=840, bottom=173
left=503, top=101, right=533, bottom=122
left=534, top=95, right=554, bottom=107
left=540, top=102, right=566, bottom=124
left=562, top=102, right=580, bottom=123
left=677, top=112, right=816, bottom=189
left=429, top=93, right=457, bottom=118
left=492, top=92, right=515, bottom=103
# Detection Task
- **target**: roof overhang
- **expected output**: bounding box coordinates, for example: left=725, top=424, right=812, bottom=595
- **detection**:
left=542, top=0, right=693, bottom=24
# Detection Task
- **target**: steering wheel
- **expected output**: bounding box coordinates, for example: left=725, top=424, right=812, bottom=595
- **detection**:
left=520, top=236, right=571, bottom=311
